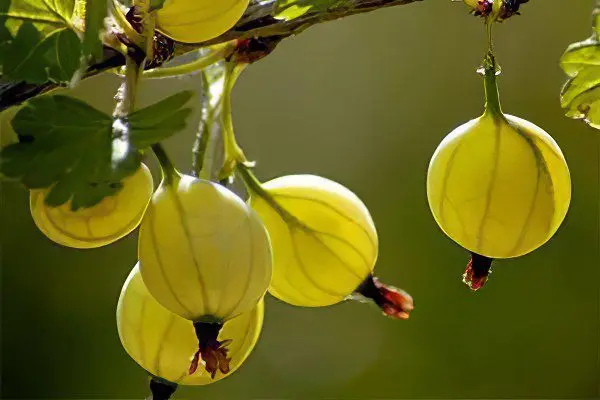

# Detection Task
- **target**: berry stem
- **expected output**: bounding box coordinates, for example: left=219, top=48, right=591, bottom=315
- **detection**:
left=354, top=275, right=414, bottom=319
left=236, top=164, right=298, bottom=225
left=218, top=61, right=249, bottom=180
left=113, top=0, right=156, bottom=118
left=482, top=51, right=503, bottom=118
left=191, top=70, right=213, bottom=179
left=151, top=143, right=180, bottom=186
left=146, top=377, right=177, bottom=400
left=143, top=43, right=236, bottom=79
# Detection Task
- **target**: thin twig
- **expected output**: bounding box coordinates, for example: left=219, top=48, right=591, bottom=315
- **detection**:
left=0, top=0, right=421, bottom=112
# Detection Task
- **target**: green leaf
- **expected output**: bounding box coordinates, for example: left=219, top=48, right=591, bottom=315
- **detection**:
left=560, top=66, right=600, bottom=108
left=128, top=91, right=195, bottom=148
left=274, top=0, right=345, bottom=21
left=0, top=0, right=83, bottom=83
left=82, top=0, right=108, bottom=60
left=560, top=39, right=600, bottom=78
left=1, top=0, right=75, bottom=37
left=562, top=84, right=600, bottom=129
left=0, top=92, right=193, bottom=209
left=560, top=9, right=600, bottom=130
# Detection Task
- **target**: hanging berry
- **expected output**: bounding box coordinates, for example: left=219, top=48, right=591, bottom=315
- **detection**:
left=426, top=50, right=571, bottom=290
left=117, top=264, right=264, bottom=385
left=238, top=167, right=414, bottom=319
left=138, top=145, right=272, bottom=378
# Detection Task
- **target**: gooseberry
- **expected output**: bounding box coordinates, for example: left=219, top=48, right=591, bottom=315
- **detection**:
left=117, top=263, right=264, bottom=384
left=426, top=53, right=571, bottom=289
left=30, top=164, right=154, bottom=249
left=156, top=0, right=250, bottom=44
left=138, top=172, right=271, bottom=322
left=242, top=170, right=413, bottom=319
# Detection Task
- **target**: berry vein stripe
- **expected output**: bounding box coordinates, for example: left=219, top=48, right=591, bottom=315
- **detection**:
left=438, top=140, right=467, bottom=238
left=442, top=195, right=469, bottom=240
left=40, top=199, right=146, bottom=243
left=154, top=314, right=178, bottom=377
left=147, top=209, right=196, bottom=316
left=508, top=126, right=556, bottom=254
left=122, top=295, right=149, bottom=366
left=290, top=228, right=351, bottom=298
left=476, top=119, right=503, bottom=252
left=272, top=193, right=377, bottom=248
left=169, top=187, right=211, bottom=314
left=309, top=228, right=371, bottom=279
left=280, top=256, right=322, bottom=302
left=213, top=247, right=234, bottom=318
left=220, top=212, right=256, bottom=318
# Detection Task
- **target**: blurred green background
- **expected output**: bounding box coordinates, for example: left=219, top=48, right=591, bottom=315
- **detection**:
left=1, top=0, right=599, bottom=398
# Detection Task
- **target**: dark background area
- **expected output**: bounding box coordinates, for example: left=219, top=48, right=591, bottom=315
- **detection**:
left=1, top=0, right=599, bottom=398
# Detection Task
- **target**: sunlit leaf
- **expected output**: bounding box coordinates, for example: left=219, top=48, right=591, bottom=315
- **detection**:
left=560, top=8, right=600, bottom=130
left=82, top=0, right=108, bottom=60
left=0, top=91, right=194, bottom=209
left=0, top=0, right=83, bottom=83
left=274, top=0, right=345, bottom=21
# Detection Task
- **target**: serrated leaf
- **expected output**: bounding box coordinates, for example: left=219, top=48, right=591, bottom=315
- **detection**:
left=0, top=105, right=21, bottom=148
left=1, top=0, right=75, bottom=36
left=560, top=66, right=600, bottom=108
left=82, top=0, right=108, bottom=60
left=562, top=83, right=600, bottom=129
left=0, top=92, right=193, bottom=209
left=0, top=0, right=83, bottom=84
left=128, top=91, right=194, bottom=147
left=560, top=39, right=600, bottom=78
left=560, top=10, right=600, bottom=130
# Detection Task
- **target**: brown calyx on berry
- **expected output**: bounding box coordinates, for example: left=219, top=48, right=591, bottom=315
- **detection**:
left=462, top=253, right=494, bottom=291
left=119, top=6, right=175, bottom=69
left=189, top=322, right=232, bottom=379
left=470, top=0, right=494, bottom=17
left=229, top=36, right=283, bottom=64
left=355, top=275, right=414, bottom=319
left=497, top=0, right=529, bottom=21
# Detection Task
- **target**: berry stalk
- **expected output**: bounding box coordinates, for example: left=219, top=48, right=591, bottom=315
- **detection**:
left=147, top=377, right=177, bottom=400
left=151, top=143, right=180, bottom=186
